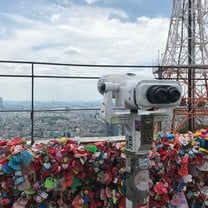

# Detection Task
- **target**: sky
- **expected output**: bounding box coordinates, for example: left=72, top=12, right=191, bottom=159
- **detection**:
left=0, top=0, right=172, bottom=102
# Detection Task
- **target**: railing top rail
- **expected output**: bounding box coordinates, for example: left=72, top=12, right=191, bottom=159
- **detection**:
left=1, top=60, right=208, bottom=69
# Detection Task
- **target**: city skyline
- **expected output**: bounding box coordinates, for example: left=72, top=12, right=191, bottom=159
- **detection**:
left=0, top=99, right=123, bottom=140
left=0, top=0, right=172, bottom=101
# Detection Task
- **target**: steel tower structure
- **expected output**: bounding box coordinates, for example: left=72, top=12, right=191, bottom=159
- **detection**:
left=154, top=0, right=208, bottom=132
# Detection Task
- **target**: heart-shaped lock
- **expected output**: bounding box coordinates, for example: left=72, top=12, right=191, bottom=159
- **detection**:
left=43, top=162, right=51, bottom=170
left=61, top=163, right=68, bottom=170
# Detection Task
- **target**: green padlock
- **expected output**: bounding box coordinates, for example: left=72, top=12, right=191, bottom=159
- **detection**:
left=44, top=177, right=56, bottom=189
left=86, top=145, right=97, bottom=154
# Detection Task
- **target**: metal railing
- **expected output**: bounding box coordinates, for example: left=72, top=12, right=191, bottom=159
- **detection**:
left=0, top=60, right=155, bottom=145
left=1, top=60, right=207, bottom=144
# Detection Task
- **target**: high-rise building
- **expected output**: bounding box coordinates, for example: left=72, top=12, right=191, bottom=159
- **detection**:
left=0, top=97, right=3, bottom=110
left=104, top=122, right=124, bottom=137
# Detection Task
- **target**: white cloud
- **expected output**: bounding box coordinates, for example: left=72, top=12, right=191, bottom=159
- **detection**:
left=84, top=0, right=98, bottom=4
left=63, top=46, right=83, bottom=55
left=0, top=3, right=170, bottom=101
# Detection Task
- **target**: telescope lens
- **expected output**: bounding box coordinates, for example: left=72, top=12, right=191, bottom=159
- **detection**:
left=97, top=79, right=106, bottom=94
left=147, top=86, right=168, bottom=103
left=167, top=87, right=181, bottom=102
left=154, top=87, right=168, bottom=103
left=146, top=85, right=180, bottom=104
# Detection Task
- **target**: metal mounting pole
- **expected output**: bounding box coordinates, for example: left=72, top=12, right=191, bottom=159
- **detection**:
left=31, top=63, right=34, bottom=145
left=125, top=113, right=152, bottom=208
left=188, top=0, right=195, bottom=131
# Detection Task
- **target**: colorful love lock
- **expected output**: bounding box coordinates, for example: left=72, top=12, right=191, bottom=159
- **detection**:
left=43, top=162, right=51, bottom=170
left=165, top=133, right=175, bottom=140
left=33, top=181, right=41, bottom=191
left=71, top=178, right=81, bottom=191
left=103, top=171, right=113, bottom=184
left=161, top=176, right=171, bottom=188
left=193, top=131, right=202, bottom=138
left=72, top=194, right=84, bottom=208
left=14, top=176, right=25, bottom=186
left=24, top=188, right=36, bottom=195
left=55, top=150, right=63, bottom=163
left=50, top=161, right=60, bottom=174
left=0, top=139, right=8, bottom=146
left=170, top=194, right=182, bottom=206
left=182, top=174, right=192, bottom=183
left=96, top=171, right=105, bottom=183
left=12, top=195, right=28, bottom=208
left=105, top=186, right=112, bottom=198
left=179, top=135, right=190, bottom=146
left=8, top=158, right=21, bottom=171
left=153, top=182, right=168, bottom=195
left=100, top=188, right=107, bottom=201
left=178, top=165, right=189, bottom=176
left=39, top=203, right=47, bottom=208
left=2, top=163, right=13, bottom=174
left=181, top=155, right=189, bottom=164
left=34, top=195, right=43, bottom=203
left=59, top=137, right=68, bottom=144
left=12, top=145, right=24, bottom=154
left=41, top=170, right=51, bottom=179
left=61, top=163, right=68, bottom=170
left=194, top=153, right=204, bottom=165
left=176, top=192, right=189, bottom=207
left=15, top=170, right=23, bottom=176
left=197, top=160, right=208, bottom=171
left=10, top=137, right=24, bottom=145
left=12, top=154, right=21, bottom=163
left=20, top=151, right=33, bottom=166
left=188, top=149, right=195, bottom=158
left=77, top=170, right=86, bottom=179
left=17, top=177, right=31, bottom=191
left=47, top=201, right=57, bottom=208
left=199, top=147, right=208, bottom=154
left=75, top=146, right=88, bottom=158
left=85, top=145, right=97, bottom=154
left=44, top=177, right=57, bottom=189
left=39, top=191, right=48, bottom=199
left=72, top=159, right=83, bottom=174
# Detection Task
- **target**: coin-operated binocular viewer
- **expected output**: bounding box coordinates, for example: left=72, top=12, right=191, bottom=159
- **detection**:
left=97, top=73, right=182, bottom=208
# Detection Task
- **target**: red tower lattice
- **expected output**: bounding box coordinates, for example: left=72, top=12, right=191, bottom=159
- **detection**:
left=153, top=0, right=208, bottom=132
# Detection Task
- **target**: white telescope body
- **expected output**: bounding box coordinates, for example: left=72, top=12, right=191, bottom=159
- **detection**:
left=97, top=73, right=182, bottom=110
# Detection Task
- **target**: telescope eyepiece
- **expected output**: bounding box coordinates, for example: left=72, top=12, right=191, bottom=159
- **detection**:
left=146, top=85, right=181, bottom=104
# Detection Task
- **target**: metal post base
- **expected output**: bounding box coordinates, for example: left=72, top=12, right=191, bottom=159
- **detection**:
left=126, top=151, right=149, bottom=208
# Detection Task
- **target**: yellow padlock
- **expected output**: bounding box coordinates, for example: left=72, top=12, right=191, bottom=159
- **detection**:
left=199, top=147, right=208, bottom=154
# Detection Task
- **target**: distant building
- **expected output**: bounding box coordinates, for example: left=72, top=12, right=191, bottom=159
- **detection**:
left=0, top=97, right=3, bottom=110
left=104, top=122, right=124, bottom=136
